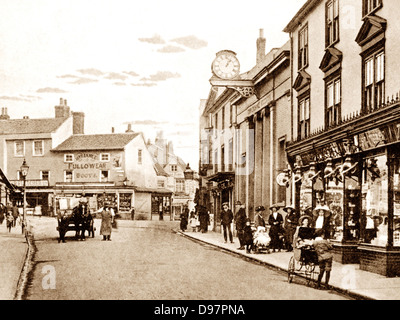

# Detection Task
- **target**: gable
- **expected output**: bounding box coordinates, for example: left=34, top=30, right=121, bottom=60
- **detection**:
left=355, top=15, right=387, bottom=47
left=319, top=47, right=343, bottom=73
left=293, top=70, right=311, bottom=92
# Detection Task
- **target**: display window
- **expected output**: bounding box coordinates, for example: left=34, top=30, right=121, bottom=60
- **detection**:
left=325, top=179, right=343, bottom=241
left=361, top=154, right=388, bottom=246
left=392, top=159, right=400, bottom=246
left=344, top=175, right=361, bottom=242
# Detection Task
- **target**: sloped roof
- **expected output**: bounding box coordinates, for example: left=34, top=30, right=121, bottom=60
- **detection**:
left=0, top=117, right=68, bottom=135
left=52, top=133, right=140, bottom=151
left=154, top=162, right=169, bottom=177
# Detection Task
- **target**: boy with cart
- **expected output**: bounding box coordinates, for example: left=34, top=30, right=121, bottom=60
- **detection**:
left=313, top=230, right=334, bottom=290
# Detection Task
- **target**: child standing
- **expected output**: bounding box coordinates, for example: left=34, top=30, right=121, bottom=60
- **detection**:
left=6, top=212, right=14, bottom=233
left=313, top=231, right=334, bottom=290
left=189, top=212, right=197, bottom=232
left=243, top=219, right=254, bottom=253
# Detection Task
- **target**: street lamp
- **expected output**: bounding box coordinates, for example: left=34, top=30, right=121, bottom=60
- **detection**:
left=20, top=159, right=29, bottom=235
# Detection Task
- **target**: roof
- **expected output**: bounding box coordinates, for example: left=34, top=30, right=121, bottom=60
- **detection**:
left=153, top=162, right=169, bottom=177
left=0, top=117, right=68, bottom=135
left=284, top=0, right=321, bottom=33
left=52, top=133, right=140, bottom=151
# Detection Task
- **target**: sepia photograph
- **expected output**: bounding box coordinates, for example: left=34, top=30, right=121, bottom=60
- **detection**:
left=0, top=0, right=398, bottom=309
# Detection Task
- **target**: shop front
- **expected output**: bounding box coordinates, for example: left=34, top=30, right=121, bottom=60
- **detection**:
left=287, top=100, right=400, bottom=276
left=54, top=182, right=134, bottom=219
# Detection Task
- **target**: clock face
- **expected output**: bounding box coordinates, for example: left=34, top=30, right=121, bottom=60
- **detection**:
left=212, top=52, right=240, bottom=80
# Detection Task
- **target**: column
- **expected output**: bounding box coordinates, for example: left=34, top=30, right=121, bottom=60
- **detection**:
left=262, top=108, right=271, bottom=210
left=254, top=112, right=263, bottom=209
left=246, top=117, right=255, bottom=220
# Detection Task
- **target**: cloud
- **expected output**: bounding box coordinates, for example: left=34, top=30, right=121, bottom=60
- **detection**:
left=157, top=45, right=185, bottom=53
left=69, top=77, right=98, bottom=85
left=57, top=74, right=80, bottom=79
left=104, top=72, right=128, bottom=81
left=0, top=95, right=32, bottom=102
left=138, top=34, right=166, bottom=44
left=132, top=120, right=169, bottom=125
left=170, top=35, right=208, bottom=50
left=113, top=82, right=126, bottom=86
left=77, top=68, right=105, bottom=77
left=123, top=71, right=140, bottom=77
left=145, top=71, right=181, bottom=82
left=131, top=83, right=157, bottom=87
left=36, top=87, right=68, bottom=93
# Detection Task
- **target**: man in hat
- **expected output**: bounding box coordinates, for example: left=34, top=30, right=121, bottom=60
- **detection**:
left=254, top=206, right=266, bottom=229
left=283, top=206, right=299, bottom=252
left=234, top=201, right=247, bottom=250
left=268, top=204, right=284, bottom=252
left=220, top=202, right=233, bottom=243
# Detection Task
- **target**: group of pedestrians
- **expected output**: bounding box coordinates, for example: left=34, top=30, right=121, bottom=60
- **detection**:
left=0, top=202, right=21, bottom=233
left=180, top=204, right=210, bottom=233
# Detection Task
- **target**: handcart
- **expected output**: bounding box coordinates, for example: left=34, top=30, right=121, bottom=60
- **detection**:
left=287, top=227, right=319, bottom=286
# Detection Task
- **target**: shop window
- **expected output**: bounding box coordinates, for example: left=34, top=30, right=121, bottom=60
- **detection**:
left=364, top=51, right=385, bottom=112
left=33, top=140, right=44, bottom=156
left=363, top=0, right=382, bottom=17
left=393, top=159, right=400, bottom=246
left=325, top=179, right=344, bottom=241
left=362, top=155, right=388, bottom=246
left=298, top=25, right=308, bottom=70
left=14, top=141, right=24, bottom=157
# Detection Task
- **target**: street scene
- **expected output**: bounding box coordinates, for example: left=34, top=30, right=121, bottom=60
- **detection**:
left=1, top=0, right=400, bottom=304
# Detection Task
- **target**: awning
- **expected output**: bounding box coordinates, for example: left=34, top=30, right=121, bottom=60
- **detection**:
left=206, top=172, right=235, bottom=183
left=134, top=187, right=172, bottom=196
left=0, top=168, right=16, bottom=190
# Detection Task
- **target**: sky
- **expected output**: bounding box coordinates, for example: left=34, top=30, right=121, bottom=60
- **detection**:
left=0, top=0, right=306, bottom=169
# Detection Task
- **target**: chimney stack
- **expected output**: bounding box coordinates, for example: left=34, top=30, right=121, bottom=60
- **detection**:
left=72, top=112, right=85, bottom=134
left=111, top=127, right=115, bottom=133
left=0, top=107, right=10, bottom=120
left=55, top=97, right=71, bottom=118
left=125, top=123, right=133, bottom=133
left=256, top=28, right=266, bottom=64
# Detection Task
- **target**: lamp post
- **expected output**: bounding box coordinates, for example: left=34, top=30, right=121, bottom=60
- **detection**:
left=20, top=159, right=29, bottom=235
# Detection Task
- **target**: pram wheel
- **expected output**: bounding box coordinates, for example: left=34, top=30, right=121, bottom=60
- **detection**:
left=288, top=256, right=295, bottom=283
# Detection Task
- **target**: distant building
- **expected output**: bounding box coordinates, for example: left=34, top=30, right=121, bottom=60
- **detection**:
left=0, top=98, right=171, bottom=219
left=147, top=131, right=199, bottom=219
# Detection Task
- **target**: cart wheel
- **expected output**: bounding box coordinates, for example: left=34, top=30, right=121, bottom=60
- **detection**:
left=288, top=256, right=295, bottom=283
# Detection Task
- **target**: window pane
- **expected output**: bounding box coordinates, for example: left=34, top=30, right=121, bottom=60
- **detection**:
left=365, top=58, right=374, bottom=86
left=15, top=142, right=24, bottom=156
left=376, top=52, right=384, bottom=82
left=327, top=83, right=334, bottom=107
left=34, top=141, right=43, bottom=155
left=335, top=79, right=341, bottom=104
left=305, top=98, right=310, bottom=120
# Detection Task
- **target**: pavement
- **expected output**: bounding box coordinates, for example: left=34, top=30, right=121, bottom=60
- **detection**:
left=3, top=216, right=400, bottom=300
left=177, top=228, right=400, bottom=300
left=0, top=220, right=29, bottom=300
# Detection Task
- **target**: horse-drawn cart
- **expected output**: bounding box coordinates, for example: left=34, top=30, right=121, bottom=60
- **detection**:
left=56, top=197, right=95, bottom=243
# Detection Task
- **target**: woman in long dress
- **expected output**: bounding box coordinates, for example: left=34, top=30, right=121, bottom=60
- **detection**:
left=100, top=205, right=113, bottom=241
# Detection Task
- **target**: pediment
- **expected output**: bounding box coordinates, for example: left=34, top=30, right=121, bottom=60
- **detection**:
left=319, top=47, right=343, bottom=73
left=355, top=15, right=387, bottom=46
left=293, top=70, right=311, bottom=92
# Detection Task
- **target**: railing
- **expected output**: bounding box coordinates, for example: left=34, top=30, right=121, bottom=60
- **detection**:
left=291, top=91, right=400, bottom=144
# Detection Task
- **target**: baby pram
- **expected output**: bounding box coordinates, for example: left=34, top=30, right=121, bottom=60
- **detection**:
left=288, top=227, right=319, bottom=285
left=253, top=226, right=271, bottom=254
